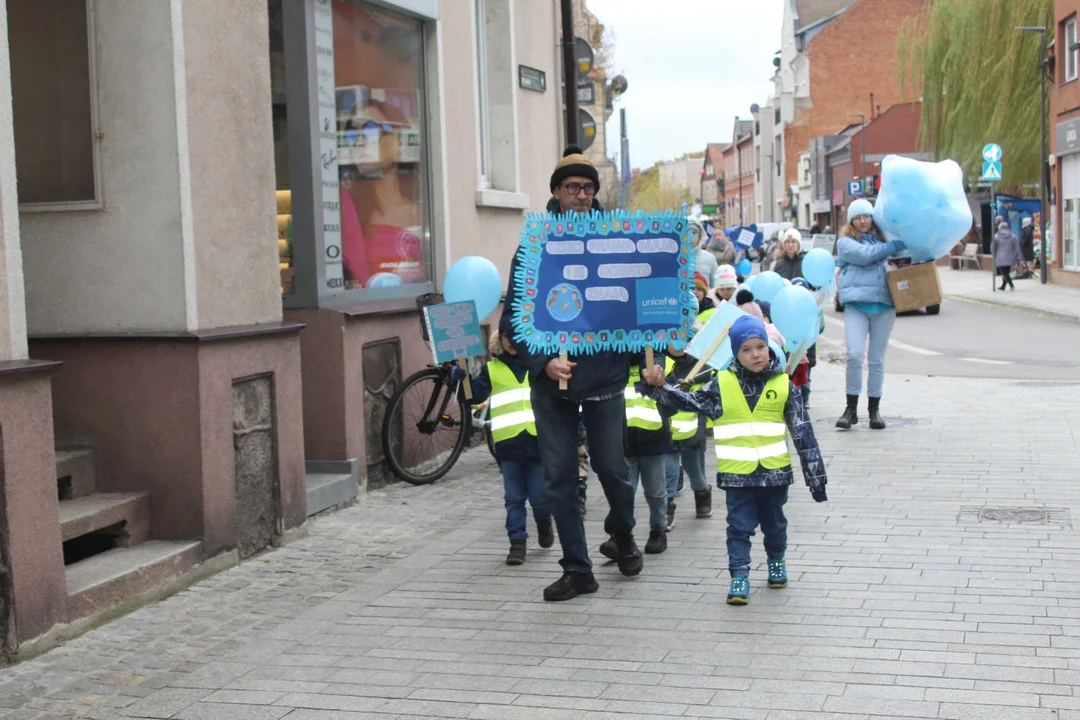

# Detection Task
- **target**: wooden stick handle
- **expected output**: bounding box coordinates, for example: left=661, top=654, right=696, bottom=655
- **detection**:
left=682, top=322, right=732, bottom=386
left=558, top=350, right=569, bottom=391
left=645, top=345, right=654, bottom=374
left=457, top=358, right=473, bottom=400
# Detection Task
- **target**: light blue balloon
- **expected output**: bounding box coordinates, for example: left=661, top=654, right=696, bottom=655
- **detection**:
left=771, top=286, right=818, bottom=345
left=802, top=248, right=835, bottom=288
left=751, top=271, right=785, bottom=304
left=768, top=339, right=786, bottom=367
left=742, top=276, right=756, bottom=293
left=736, top=258, right=753, bottom=277
left=872, top=155, right=973, bottom=263
left=444, top=256, right=503, bottom=319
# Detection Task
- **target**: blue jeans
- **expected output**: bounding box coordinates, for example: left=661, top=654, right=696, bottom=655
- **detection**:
left=725, top=485, right=789, bottom=576
left=628, top=455, right=667, bottom=532
left=500, top=459, right=552, bottom=541
left=844, top=306, right=896, bottom=397
left=664, top=444, right=710, bottom=502
left=533, top=391, right=635, bottom=573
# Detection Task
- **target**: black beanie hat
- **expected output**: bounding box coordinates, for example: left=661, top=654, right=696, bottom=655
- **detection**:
left=735, top=289, right=755, bottom=306
left=550, top=144, right=601, bottom=193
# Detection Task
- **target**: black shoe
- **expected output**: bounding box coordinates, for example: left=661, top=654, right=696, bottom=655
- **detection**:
left=665, top=502, right=676, bottom=532
left=836, top=394, right=859, bottom=429
left=868, top=397, right=886, bottom=430
left=694, top=488, right=713, bottom=518
left=676, top=468, right=685, bottom=495
left=543, top=571, right=599, bottom=601
left=537, top=519, right=554, bottom=549
left=644, top=529, right=667, bottom=554
left=614, top=534, right=643, bottom=577
left=598, top=537, right=618, bottom=561
left=506, top=539, right=527, bottom=566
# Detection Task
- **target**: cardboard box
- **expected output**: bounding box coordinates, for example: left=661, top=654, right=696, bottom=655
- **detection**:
left=887, top=261, right=942, bottom=313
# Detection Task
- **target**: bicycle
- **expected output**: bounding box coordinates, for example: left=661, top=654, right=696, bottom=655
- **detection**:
left=381, top=294, right=496, bottom=485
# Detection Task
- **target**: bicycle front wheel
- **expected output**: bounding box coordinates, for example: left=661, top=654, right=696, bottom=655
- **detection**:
left=382, top=367, right=469, bottom=485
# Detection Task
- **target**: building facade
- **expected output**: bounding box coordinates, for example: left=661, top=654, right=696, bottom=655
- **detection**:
left=777, top=0, right=925, bottom=190
left=700, top=143, right=728, bottom=218
left=723, top=119, right=756, bottom=227
left=573, top=0, right=620, bottom=209
left=1052, top=0, right=1080, bottom=286
left=0, top=0, right=562, bottom=659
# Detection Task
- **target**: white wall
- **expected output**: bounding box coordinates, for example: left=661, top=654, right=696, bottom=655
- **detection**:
left=0, top=0, right=27, bottom=360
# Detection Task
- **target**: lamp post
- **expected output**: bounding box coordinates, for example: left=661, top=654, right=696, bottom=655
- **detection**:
left=560, top=0, right=579, bottom=146
left=852, top=112, right=867, bottom=192
left=1017, top=25, right=1050, bottom=284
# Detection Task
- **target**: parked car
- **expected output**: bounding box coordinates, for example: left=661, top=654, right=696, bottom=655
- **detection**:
left=832, top=237, right=941, bottom=315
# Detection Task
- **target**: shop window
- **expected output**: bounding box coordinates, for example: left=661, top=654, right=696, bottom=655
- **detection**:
left=9, top=0, right=101, bottom=209
left=473, top=0, right=522, bottom=206
left=333, top=0, right=431, bottom=291
left=1066, top=18, right=1078, bottom=83
left=269, top=0, right=293, bottom=295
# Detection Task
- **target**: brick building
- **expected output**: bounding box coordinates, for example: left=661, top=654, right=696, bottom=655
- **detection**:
left=777, top=0, right=926, bottom=189
left=1051, top=0, right=1080, bottom=286
left=700, top=143, right=729, bottom=217
left=815, top=102, right=926, bottom=229
left=723, top=119, right=756, bottom=227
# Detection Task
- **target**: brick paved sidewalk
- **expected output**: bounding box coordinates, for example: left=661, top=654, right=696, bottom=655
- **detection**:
left=2, top=365, right=1079, bottom=720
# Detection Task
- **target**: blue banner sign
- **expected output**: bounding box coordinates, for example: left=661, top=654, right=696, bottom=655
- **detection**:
left=423, top=300, right=485, bottom=365
left=511, top=210, right=698, bottom=355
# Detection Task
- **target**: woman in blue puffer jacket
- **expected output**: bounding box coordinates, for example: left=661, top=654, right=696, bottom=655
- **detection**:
left=835, top=199, right=907, bottom=431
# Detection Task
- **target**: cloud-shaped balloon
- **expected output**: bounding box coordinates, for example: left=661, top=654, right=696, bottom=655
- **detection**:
left=872, top=155, right=973, bottom=263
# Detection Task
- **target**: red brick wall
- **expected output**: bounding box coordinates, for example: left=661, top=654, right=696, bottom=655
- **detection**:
left=784, top=0, right=926, bottom=184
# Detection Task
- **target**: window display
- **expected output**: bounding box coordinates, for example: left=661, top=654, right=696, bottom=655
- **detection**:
left=333, top=0, right=430, bottom=290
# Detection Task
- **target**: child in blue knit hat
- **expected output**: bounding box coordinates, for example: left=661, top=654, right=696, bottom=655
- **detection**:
left=641, top=315, right=828, bottom=605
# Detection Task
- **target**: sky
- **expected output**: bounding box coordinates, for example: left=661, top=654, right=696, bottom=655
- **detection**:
left=587, top=0, right=785, bottom=170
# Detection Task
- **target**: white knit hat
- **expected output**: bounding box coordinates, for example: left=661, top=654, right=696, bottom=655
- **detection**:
left=715, top=264, right=738, bottom=289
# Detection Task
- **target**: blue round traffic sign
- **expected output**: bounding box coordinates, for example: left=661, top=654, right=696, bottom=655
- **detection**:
left=982, top=143, right=1003, bottom=163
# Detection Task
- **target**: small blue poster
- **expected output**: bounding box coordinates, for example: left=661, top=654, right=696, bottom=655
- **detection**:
left=511, top=210, right=698, bottom=355
left=423, top=300, right=485, bottom=365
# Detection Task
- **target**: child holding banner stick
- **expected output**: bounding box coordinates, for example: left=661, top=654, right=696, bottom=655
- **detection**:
left=641, top=316, right=828, bottom=605
left=456, top=320, right=554, bottom=566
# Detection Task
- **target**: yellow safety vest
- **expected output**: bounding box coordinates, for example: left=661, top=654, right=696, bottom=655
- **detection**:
left=670, top=370, right=716, bottom=441
left=624, top=359, right=673, bottom=431
left=698, top=307, right=716, bottom=325
left=713, top=371, right=791, bottom=475
left=487, top=359, right=536, bottom=443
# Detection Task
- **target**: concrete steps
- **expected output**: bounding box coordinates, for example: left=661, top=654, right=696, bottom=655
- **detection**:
left=65, top=541, right=202, bottom=620
left=305, top=460, right=360, bottom=517
left=53, top=447, right=204, bottom=624
left=59, top=492, right=150, bottom=545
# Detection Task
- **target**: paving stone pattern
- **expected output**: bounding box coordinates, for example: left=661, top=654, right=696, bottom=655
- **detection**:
left=1, top=366, right=1079, bottom=719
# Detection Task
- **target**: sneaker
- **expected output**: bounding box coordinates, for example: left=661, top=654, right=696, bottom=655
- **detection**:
left=767, top=557, right=788, bottom=588
left=536, top=519, right=555, bottom=549
left=727, top=575, right=750, bottom=605
left=665, top=502, right=676, bottom=532
left=506, top=539, right=527, bottom=566
left=694, top=488, right=713, bottom=518
left=644, top=529, right=667, bottom=554
left=614, top=534, right=643, bottom=577
left=676, top=468, right=685, bottom=495
left=598, top=537, right=617, bottom=561
left=543, top=571, right=599, bottom=602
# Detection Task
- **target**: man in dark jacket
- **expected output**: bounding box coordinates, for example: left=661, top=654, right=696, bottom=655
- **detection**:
left=506, top=145, right=642, bottom=602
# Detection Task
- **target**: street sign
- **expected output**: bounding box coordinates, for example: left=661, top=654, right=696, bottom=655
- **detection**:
left=982, top=143, right=1003, bottom=163
left=578, top=108, right=596, bottom=151
left=576, top=82, right=595, bottom=105
left=574, top=37, right=594, bottom=80
left=847, top=180, right=862, bottom=196
left=518, top=65, right=547, bottom=93
left=980, top=161, right=1002, bottom=182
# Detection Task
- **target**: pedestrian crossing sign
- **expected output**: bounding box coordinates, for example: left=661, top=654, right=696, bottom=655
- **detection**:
left=980, top=161, right=1002, bottom=182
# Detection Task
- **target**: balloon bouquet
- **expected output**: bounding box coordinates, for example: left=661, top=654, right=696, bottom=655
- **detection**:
left=441, top=256, right=503, bottom=397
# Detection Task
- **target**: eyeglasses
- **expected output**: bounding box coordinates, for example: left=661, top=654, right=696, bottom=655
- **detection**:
left=561, top=182, right=596, bottom=196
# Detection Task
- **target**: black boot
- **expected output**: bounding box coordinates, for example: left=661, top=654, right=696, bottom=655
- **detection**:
left=614, top=533, right=643, bottom=577
left=506, top=539, right=527, bottom=566
left=868, top=397, right=886, bottom=430
left=694, top=489, right=713, bottom=518
left=644, top=529, right=667, bottom=554
left=543, top=571, right=598, bottom=601
left=536, top=519, right=554, bottom=549
left=835, top=394, right=859, bottom=429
